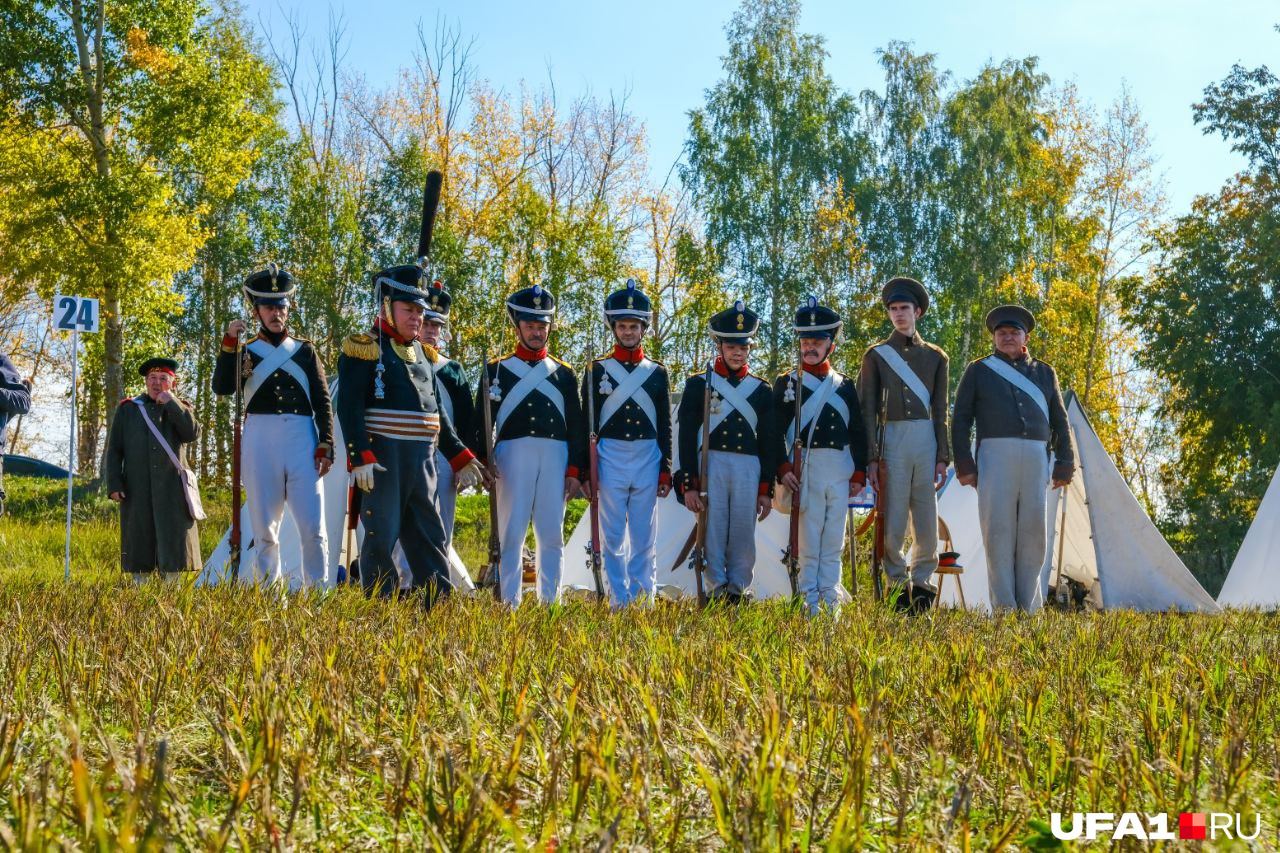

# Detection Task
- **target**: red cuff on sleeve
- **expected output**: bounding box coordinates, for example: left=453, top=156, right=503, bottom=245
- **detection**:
left=221, top=334, right=238, bottom=352
left=777, top=461, right=794, bottom=478
left=851, top=470, right=866, bottom=486
left=314, top=446, right=331, bottom=461
left=758, top=482, right=771, bottom=497
left=449, top=449, right=476, bottom=472
left=359, top=450, right=378, bottom=466
left=565, top=465, right=582, bottom=480
left=659, top=471, right=671, bottom=487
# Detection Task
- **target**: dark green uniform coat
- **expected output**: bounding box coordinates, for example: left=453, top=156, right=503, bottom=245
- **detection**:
left=105, top=394, right=201, bottom=573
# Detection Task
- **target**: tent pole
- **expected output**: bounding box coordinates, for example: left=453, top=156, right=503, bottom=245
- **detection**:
left=1050, top=481, right=1069, bottom=605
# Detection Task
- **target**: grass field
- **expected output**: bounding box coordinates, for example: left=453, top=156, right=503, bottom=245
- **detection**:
left=1, top=475, right=1278, bottom=848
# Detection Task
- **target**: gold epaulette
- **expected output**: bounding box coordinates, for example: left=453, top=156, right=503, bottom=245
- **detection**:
left=420, top=343, right=441, bottom=363
left=551, top=355, right=573, bottom=369
left=342, top=333, right=380, bottom=361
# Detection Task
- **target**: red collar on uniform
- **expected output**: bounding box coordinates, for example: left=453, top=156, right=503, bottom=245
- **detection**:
left=802, top=360, right=831, bottom=377
left=515, top=344, right=548, bottom=362
left=612, top=344, right=644, bottom=364
left=376, top=318, right=413, bottom=345
left=713, top=356, right=747, bottom=380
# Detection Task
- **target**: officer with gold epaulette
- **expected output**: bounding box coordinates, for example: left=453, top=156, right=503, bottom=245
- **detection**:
left=213, top=264, right=334, bottom=588
left=336, top=263, right=486, bottom=602
left=473, top=284, right=587, bottom=606
left=674, top=300, right=781, bottom=603
left=774, top=297, right=868, bottom=616
left=580, top=279, right=672, bottom=606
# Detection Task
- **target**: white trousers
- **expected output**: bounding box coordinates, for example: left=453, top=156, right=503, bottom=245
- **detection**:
left=798, top=447, right=855, bottom=616
left=597, top=438, right=660, bottom=606
left=705, top=450, right=760, bottom=596
left=881, top=419, right=939, bottom=588
left=392, top=449, right=456, bottom=589
left=495, top=436, right=567, bottom=605
left=977, top=437, right=1051, bottom=611
left=243, top=414, right=328, bottom=588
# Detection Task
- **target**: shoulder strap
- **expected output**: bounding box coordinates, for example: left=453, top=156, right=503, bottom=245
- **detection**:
left=243, top=337, right=310, bottom=405
left=599, top=358, right=658, bottom=430
left=873, top=344, right=931, bottom=409
left=981, top=356, right=1050, bottom=423
left=132, top=400, right=185, bottom=474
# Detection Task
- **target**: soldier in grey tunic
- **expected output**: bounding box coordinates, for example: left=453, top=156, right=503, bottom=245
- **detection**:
left=951, top=305, right=1074, bottom=611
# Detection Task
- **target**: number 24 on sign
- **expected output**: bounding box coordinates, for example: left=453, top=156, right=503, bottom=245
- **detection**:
left=53, top=294, right=100, bottom=333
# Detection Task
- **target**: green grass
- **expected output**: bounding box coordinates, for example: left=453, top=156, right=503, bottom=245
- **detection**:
left=1, top=475, right=1278, bottom=848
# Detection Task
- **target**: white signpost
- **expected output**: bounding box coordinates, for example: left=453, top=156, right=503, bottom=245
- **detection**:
left=53, top=294, right=100, bottom=582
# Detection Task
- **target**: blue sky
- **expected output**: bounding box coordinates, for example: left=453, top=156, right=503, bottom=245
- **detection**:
left=254, top=0, right=1276, bottom=213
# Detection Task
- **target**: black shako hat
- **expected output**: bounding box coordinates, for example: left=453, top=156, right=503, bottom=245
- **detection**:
left=603, top=278, right=652, bottom=326
left=374, top=264, right=430, bottom=309
left=793, top=295, right=842, bottom=340
left=881, top=276, right=929, bottom=315
left=709, top=299, right=759, bottom=342
left=506, top=284, right=556, bottom=324
left=243, top=263, right=295, bottom=306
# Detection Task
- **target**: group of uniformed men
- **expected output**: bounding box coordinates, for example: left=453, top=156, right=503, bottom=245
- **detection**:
left=116, top=258, right=1076, bottom=615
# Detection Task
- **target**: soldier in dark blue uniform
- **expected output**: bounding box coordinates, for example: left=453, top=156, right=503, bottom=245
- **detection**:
left=473, top=284, right=586, bottom=605
left=580, top=279, right=672, bottom=605
left=415, top=279, right=476, bottom=549
left=0, top=351, right=32, bottom=515
left=336, top=264, right=486, bottom=602
left=774, top=297, right=868, bottom=616
left=213, top=265, right=334, bottom=588
left=674, top=301, right=781, bottom=602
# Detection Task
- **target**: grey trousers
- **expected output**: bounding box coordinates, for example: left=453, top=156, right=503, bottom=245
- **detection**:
left=361, top=435, right=452, bottom=600
left=798, top=447, right=854, bottom=616
left=977, top=437, right=1051, bottom=611
left=705, top=450, right=760, bottom=597
left=882, top=419, right=939, bottom=587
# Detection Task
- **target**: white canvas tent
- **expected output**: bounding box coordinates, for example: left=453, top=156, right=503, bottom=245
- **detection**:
left=559, top=404, right=853, bottom=601
left=937, top=394, right=1219, bottom=612
left=199, top=378, right=473, bottom=591
left=1217, top=465, right=1280, bottom=608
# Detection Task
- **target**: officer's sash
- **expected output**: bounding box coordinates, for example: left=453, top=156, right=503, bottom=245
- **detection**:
left=873, top=344, right=930, bottom=410
left=981, top=355, right=1049, bottom=423
left=598, top=358, right=658, bottom=431
left=784, top=371, right=848, bottom=446
left=243, top=337, right=310, bottom=406
left=704, top=371, right=762, bottom=445
left=495, top=356, right=562, bottom=433
left=431, top=359, right=455, bottom=424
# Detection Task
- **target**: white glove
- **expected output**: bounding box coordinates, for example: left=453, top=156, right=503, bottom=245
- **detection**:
left=455, top=459, right=485, bottom=492
left=352, top=462, right=386, bottom=492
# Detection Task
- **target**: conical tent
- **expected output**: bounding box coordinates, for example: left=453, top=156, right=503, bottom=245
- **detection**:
left=199, top=378, right=474, bottom=591
left=938, top=394, right=1219, bottom=612
left=1217, top=465, right=1280, bottom=608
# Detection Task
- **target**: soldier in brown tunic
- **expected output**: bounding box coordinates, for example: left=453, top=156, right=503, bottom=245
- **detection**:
left=106, top=357, right=202, bottom=579
left=857, top=277, right=950, bottom=611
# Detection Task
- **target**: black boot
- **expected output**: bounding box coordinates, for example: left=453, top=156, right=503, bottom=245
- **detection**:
left=909, top=586, right=936, bottom=615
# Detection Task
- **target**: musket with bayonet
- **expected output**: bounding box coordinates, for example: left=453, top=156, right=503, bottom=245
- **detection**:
left=872, top=387, right=889, bottom=602
left=782, top=339, right=804, bottom=598
left=478, top=342, right=501, bottom=600
left=687, top=359, right=713, bottom=607
left=585, top=330, right=606, bottom=601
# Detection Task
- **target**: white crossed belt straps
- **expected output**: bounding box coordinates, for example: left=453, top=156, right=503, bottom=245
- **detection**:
left=699, top=371, right=762, bottom=450
left=598, top=357, right=658, bottom=430
left=243, top=337, right=310, bottom=406
left=785, top=371, right=849, bottom=445
left=981, top=355, right=1050, bottom=423
left=873, top=344, right=931, bottom=410
left=495, top=356, right=563, bottom=433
